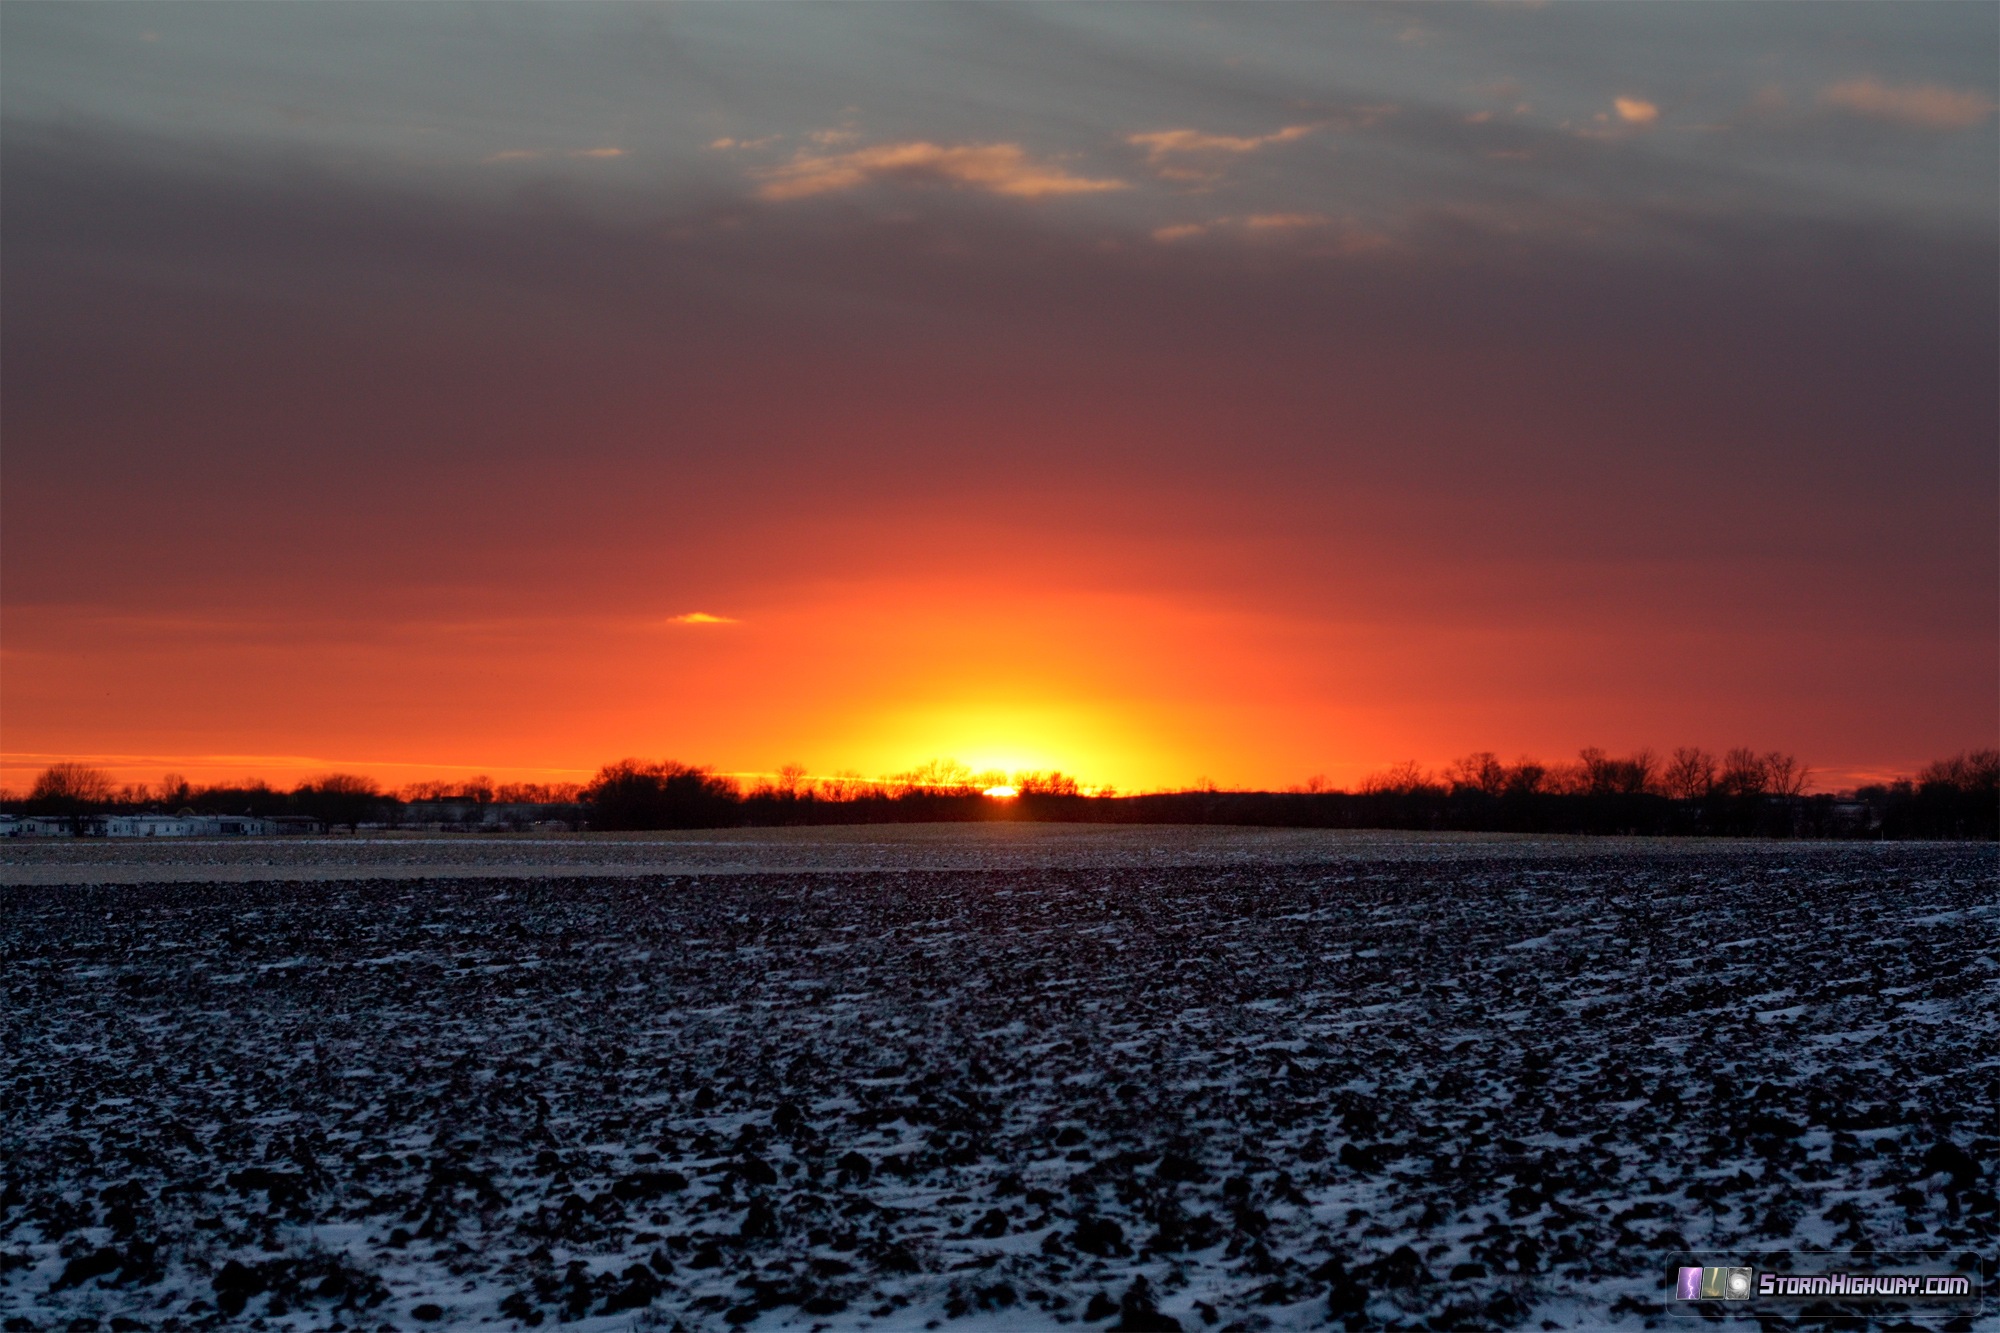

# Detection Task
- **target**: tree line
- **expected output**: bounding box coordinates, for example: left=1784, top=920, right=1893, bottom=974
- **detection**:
left=7, top=747, right=1995, bottom=840
left=5, top=766, right=588, bottom=832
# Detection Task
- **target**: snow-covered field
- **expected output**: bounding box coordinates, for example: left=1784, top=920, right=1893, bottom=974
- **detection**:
left=2, top=833, right=1994, bottom=1331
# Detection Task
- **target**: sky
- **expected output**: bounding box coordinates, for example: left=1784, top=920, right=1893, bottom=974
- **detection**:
left=3, top=1, right=1995, bottom=795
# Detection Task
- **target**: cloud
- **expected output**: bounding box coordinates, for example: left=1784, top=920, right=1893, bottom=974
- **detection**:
left=754, top=141, right=1127, bottom=200
left=1152, top=213, right=1329, bottom=239
left=485, top=147, right=626, bottom=163
left=1126, top=124, right=1317, bottom=163
left=1819, top=76, right=1995, bottom=130
left=708, top=135, right=780, bottom=152
left=1151, top=214, right=1379, bottom=251
left=666, top=612, right=738, bottom=625
left=1241, top=213, right=1328, bottom=232
left=1576, top=98, right=1661, bottom=140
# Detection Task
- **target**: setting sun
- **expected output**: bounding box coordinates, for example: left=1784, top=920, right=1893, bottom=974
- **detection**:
left=982, top=785, right=1019, bottom=800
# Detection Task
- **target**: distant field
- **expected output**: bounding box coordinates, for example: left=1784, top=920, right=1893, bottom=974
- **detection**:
left=0, top=825, right=1891, bottom=885
left=2, top=833, right=1994, bottom=1331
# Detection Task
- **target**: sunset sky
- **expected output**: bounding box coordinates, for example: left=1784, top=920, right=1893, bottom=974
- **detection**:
left=4, top=3, right=1995, bottom=795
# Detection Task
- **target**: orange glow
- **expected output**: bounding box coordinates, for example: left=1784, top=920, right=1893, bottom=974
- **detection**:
left=0, top=567, right=1974, bottom=796
left=982, top=785, right=1019, bottom=799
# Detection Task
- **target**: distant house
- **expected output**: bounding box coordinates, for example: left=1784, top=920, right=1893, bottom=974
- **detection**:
left=104, top=814, right=206, bottom=837
left=101, top=813, right=278, bottom=838
left=271, top=815, right=325, bottom=835
left=0, top=815, right=19, bottom=837
left=17, top=816, right=75, bottom=837
left=211, top=815, right=276, bottom=836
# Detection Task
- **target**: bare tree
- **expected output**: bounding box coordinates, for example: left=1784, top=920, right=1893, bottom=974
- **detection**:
left=1664, top=747, right=1717, bottom=801
left=30, top=762, right=116, bottom=811
left=1361, top=760, right=1434, bottom=796
left=1762, top=752, right=1809, bottom=798
left=1918, top=749, right=2000, bottom=792
left=1446, top=752, right=1507, bottom=797
left=158, top=773, right=194, bottom=810
left=893, top=758, right=978, bottom=797
left=583, top=759, right=738, bottom=829
left=1502, top=758, right=1547, bottom=796
left=1719, top=748, right=1767, bottom=797
left=1579, top=748, right=1654, bottom=795
left=293, top=773, right=384, bottom=830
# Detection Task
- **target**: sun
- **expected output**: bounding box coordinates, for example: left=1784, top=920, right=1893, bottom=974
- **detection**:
left=982, top=785, right=1019, bottom=799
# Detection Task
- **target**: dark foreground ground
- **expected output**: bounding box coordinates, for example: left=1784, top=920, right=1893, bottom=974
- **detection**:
left=2, top=835, right=1995, bottom=1331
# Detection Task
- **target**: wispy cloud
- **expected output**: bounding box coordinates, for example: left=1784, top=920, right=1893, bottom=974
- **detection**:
left=1127, top=124, right=1318, bottom=164
left=484, top=147, right=627, bottom=163
left=1154, top=213, right=1329, bottom=241
left=754, top=142, right=1126, bottom=201
left=708, top=135, right=780, bottom=152
left=1575, top=97, right=1662, bottom=140
left=1241, top=212, right=1329, bottom=232
left=666, top=612, right=739, bottom=625
left=1819, top=76, right=1994, bottom=130
left=1151, top=213, right=1385, bottom=253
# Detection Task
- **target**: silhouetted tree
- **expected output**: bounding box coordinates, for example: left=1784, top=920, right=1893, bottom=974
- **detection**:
left=1578, top=748, right=1656, bottom=795
left=1718, top=748, right=1767, bottom=798
left=1904, top=748, right=2000, bottom=838
left=1361, top=760, right=1436, bottom=796
left=1762, top=752, right=1809, bottom=798
left=1502, top=758, right=1547, bottom=797
left=1446, top=752, right=1507, bottom=797
left=1918, top=749, right=2000, bottom=793
left=584, top=759, right=740, bottom=830
left=292, top=774, right=384, bottom=831
left=1664, top=747, right=1717, bottom=801
left=28, top=763, right=116, bottom=817
left=493, top=781, right=582, bottom=804
left=891, top=759, right=981, bottom=797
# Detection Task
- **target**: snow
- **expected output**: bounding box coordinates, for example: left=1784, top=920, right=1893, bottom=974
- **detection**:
left=1, top=832, right=1994, bottom=1331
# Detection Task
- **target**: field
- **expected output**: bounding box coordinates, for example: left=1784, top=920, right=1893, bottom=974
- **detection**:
left=2, top=829, right=1994, bottom=1331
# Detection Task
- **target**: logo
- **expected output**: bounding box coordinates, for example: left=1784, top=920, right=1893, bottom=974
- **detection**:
left=1670, top=1252, right=1979, bottom=1314
left=1674, top=1266, right=1753, bottom=1301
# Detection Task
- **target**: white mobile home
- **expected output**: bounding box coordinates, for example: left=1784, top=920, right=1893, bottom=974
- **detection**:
left=101, top=814, right=277, bottom=837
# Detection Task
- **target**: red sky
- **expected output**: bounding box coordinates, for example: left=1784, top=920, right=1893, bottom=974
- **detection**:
left=3, top=5, right=1994, bottom=794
